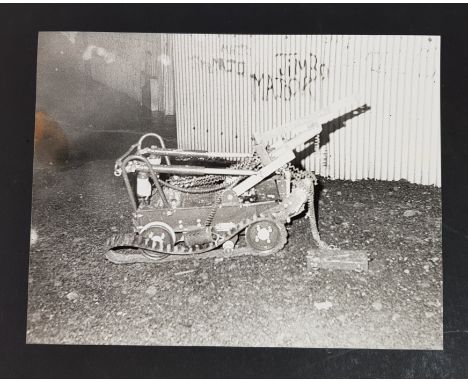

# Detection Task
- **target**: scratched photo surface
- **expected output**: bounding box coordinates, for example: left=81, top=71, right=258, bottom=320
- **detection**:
left=27, top=32, right=442, bottom=349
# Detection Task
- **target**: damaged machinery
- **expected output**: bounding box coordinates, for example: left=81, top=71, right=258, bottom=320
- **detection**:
left=105, top=99, right=366, bottom=264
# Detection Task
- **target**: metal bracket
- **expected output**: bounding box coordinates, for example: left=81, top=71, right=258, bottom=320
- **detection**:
left=306, top=249, right=369, bottom=272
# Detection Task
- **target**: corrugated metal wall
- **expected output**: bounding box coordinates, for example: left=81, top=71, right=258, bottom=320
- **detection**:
left=71, top=32, right=175, bottom=115
left=173, top=34, right=441, bottom=186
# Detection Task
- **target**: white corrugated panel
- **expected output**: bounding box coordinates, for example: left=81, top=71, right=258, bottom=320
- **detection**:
left=173, top=34, right=441, bottom=186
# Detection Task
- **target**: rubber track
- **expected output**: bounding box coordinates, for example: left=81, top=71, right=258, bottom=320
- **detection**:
left=104, top=214, right=280, bottom=257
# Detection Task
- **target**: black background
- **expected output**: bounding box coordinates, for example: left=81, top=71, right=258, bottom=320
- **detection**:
left=0, top=4, right=467, bottom=378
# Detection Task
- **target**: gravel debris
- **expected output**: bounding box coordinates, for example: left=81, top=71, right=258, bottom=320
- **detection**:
left=145, top=286, right=157, bottom=296
left=188, top=295, right=202, bottom=304
left=314, top=301, right=333, bottom=311
left=174, top=269, right=196, bottom=276
left=403, top=210, right=419, bottom=217
left=66, top=291, right=79, bottom=301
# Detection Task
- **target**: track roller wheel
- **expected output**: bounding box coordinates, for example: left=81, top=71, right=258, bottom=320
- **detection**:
left=139, top=222, right=176, bottom=260
left=222, top=234, right=239, bottom=254
left=245, top=219, right=287, bottom=256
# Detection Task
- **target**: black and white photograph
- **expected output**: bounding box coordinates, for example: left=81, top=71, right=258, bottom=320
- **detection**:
left=27, top=31, right=442, bottom=350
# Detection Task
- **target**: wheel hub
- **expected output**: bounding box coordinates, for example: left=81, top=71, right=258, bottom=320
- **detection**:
left=255, top=225, right=273, bottom=243
left=139, top=222, right=176, bottom=260
left=246, top=219, right=284, bottom=253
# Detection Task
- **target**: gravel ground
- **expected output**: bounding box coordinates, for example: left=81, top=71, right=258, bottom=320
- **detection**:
left=27, top=159, right=442, bottom=349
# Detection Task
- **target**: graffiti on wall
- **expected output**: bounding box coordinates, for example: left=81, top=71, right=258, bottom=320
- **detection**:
left=190, top=56, right=246, bottom=76
left=250, top=53, right=328, bottom=101
left=191, top=48, right=329, bottom=102
left=220, top=43, right=251, bottom=57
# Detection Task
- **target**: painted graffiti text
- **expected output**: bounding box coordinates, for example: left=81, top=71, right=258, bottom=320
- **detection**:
left=191, top=56, right=245, bottom=76
left=251, top=53, right=328, bottom=101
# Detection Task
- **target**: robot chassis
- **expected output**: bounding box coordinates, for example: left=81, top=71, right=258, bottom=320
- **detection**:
left=104, top=100, right=359, bottom=264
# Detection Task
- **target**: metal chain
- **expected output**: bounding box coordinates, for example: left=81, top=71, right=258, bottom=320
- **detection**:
left=166, top=154, right=262, bottom=190
left=202, top=156, right=263, bottom=226
left=280, top=163, right=335, bottom=250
